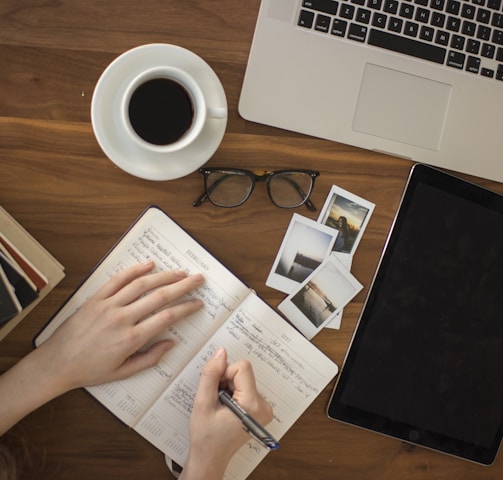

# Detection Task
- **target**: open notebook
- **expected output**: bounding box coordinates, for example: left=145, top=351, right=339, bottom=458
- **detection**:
left=35, top=206, right=338, bottom=480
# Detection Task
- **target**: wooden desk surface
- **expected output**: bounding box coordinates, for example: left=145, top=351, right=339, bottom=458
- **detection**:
left=0, top=1, right=501, bottom=478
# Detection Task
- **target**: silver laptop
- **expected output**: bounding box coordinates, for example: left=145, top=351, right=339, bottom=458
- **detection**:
left=239, top=0, right=503, bottom=183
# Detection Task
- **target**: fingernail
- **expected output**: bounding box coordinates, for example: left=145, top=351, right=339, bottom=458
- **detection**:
left=213, top=347, right=225, bottom=359
left=174, top=270, right=188, bottom=278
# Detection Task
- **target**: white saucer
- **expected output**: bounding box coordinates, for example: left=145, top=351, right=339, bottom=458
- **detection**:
left=91, top=44, right=227, bottom=181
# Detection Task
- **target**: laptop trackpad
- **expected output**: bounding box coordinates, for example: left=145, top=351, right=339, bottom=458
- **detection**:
left=353, top=64, right=452, bottom=151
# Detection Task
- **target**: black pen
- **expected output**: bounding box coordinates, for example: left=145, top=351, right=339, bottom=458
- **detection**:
left=218, top=390, right=280, bottom=451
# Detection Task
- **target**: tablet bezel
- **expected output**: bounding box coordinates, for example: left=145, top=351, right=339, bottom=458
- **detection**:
left=327, top=164, right=503, bottom=465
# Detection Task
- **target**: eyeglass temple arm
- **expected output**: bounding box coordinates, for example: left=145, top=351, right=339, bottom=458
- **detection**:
left=192, top=192, right=207, bottom=207
left=304, top=197, right=317, bottom=212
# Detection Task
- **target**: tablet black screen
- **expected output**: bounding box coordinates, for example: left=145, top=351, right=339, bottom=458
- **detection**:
left=327, top=164, right=503, bottom=464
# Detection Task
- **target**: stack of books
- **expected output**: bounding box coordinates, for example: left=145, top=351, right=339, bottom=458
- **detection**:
left=0, top=205, right=65, bottom=341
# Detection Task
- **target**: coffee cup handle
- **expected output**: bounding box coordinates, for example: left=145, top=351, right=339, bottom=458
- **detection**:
left=207, top=106, right=227, bottom=119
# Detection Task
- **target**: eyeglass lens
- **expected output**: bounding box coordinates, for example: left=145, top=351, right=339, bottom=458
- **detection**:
left=268, top=172, right=314, bottom=208
left=205, top=171, right=253, bottom=207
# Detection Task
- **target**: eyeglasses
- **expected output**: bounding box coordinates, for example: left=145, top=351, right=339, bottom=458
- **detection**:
left=193, top=168, right=320, bottom=211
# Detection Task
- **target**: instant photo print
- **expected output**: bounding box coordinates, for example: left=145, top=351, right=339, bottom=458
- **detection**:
left=317, top=185, right=375, bottom=263
left=266, top=214, right=337, bottom=295
left=279, top=253, right=363, bottom=338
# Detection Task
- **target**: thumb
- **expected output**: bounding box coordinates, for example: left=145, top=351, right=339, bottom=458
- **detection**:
left=195, top=347, right=228, bottom=409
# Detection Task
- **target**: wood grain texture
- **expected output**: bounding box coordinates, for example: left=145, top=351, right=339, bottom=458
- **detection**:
left=0, top=1, right=502, bottom=478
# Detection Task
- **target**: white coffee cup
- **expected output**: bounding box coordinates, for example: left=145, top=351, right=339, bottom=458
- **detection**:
left=121, top=66, right=226, bottom=153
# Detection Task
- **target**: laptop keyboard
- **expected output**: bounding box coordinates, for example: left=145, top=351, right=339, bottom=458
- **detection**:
left=298, top=0, right=503, bottom=81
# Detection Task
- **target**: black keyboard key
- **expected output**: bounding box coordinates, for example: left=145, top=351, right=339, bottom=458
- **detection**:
left=431, top=0, right=445, bottom=10
left=431, top=12, right=446, bottom=28
left=487, top=0, right=502, bottom=10
left=467, top=39, right=481, bottom=54
left=298, top=10, right=315, bottom=28
left=332, top=18, right=348, bottom=36
left=340, top=4, right=356, bottom=19
left=462, top=21, right=477, bottom=36
left=446, top=0, right=461, bottom=15
left=372, top=12, right=388, bottom=28
left=404, top=21, right=420, bottom=36
left=493, top=29, right=503, bottom=45
left=477, top=25, right=492, bottom=41
left=493, top=13, right=503, bottom=29
left=447, top=16, right=461, bottom=32
left=399, top=3, right=415, bottom=18
left=451, top=34, right=465, bottom=49
left=481, top=67, right=495, bottom=77
left=497, top=47, right=503, bottom=61
left=420, top=25, right=435, bottom=41
left=348, top=23, right=368, bottom=41
left=415, top=8, right=430, bottom=23
left=315, top=14, right=332, bottom=32
left=461, top=4, right=476, bottom=20
left=384, top=0, right=399, bottom=14
left=368, top=0, right=383, bottom=9
left=477, top=9, right=491, bottom=25
left=389, top=17, right=404, bottom=32
left=482, top=42, right=496, bottom=58
left=356, top=8, right=372, bottom=23
left=447, top=50, right=466, bottom=68
left=368, top=28, right=446, bottom=62
left=302, top=0, right=339, bottom=15
left=466, top=56, right=481, bottom=73
left=435, top=30, right=450, bottom=46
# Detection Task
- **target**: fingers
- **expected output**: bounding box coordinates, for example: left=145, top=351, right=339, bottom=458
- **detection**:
left=95, top=262, right=203, bottom=309
left=93, top=262, right=205, bottom=324
left=222, top=359, right=258, bottom=396
left=222, top=360, right=273, bottom=425
left=112, top=268, right=201, bottom=308
left=134, top=296, right=203, bottom=345
left=94, top=261, right=156, bottom=299
left=113, top=340, right=175, bottom=380
left=193, top=347, right=228, bottom=412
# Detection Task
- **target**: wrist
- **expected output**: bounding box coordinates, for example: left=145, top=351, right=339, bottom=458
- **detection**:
left=179, top=452, right=231, bottom=480
left=21, top=346, right=72, bottom=398
left=0, top=347, right=70, bottom=435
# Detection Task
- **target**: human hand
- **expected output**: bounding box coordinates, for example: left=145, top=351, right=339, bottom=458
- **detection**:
left=180, top=347, right=273, bottom=480
left=38, top=260, right=204, bottom=393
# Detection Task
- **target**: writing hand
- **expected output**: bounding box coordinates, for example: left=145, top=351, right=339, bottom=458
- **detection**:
left=180, top=347, right=273, bottom=480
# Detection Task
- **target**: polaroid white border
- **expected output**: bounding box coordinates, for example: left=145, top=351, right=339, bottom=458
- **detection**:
left=266, top=214, right=338, bottom=295
left=278, top=253, right=363, bottom=339
left=325, top=254, right=353, bottom=329
left=317, top=185, right=375, bottom=257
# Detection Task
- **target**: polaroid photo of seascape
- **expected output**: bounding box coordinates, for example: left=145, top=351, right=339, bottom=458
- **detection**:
left=278, top=253, right=363, bottom=339
left=266, top=214, right=338, bottom=295
left=317, top=185, right=375, bottom=256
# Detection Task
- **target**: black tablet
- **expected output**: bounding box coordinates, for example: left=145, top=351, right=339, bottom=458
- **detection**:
left=327, top=164, right=503, bottom=465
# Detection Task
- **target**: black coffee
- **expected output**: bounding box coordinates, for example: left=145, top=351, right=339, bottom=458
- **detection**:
left=128, top=78, right=194, bottom=145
